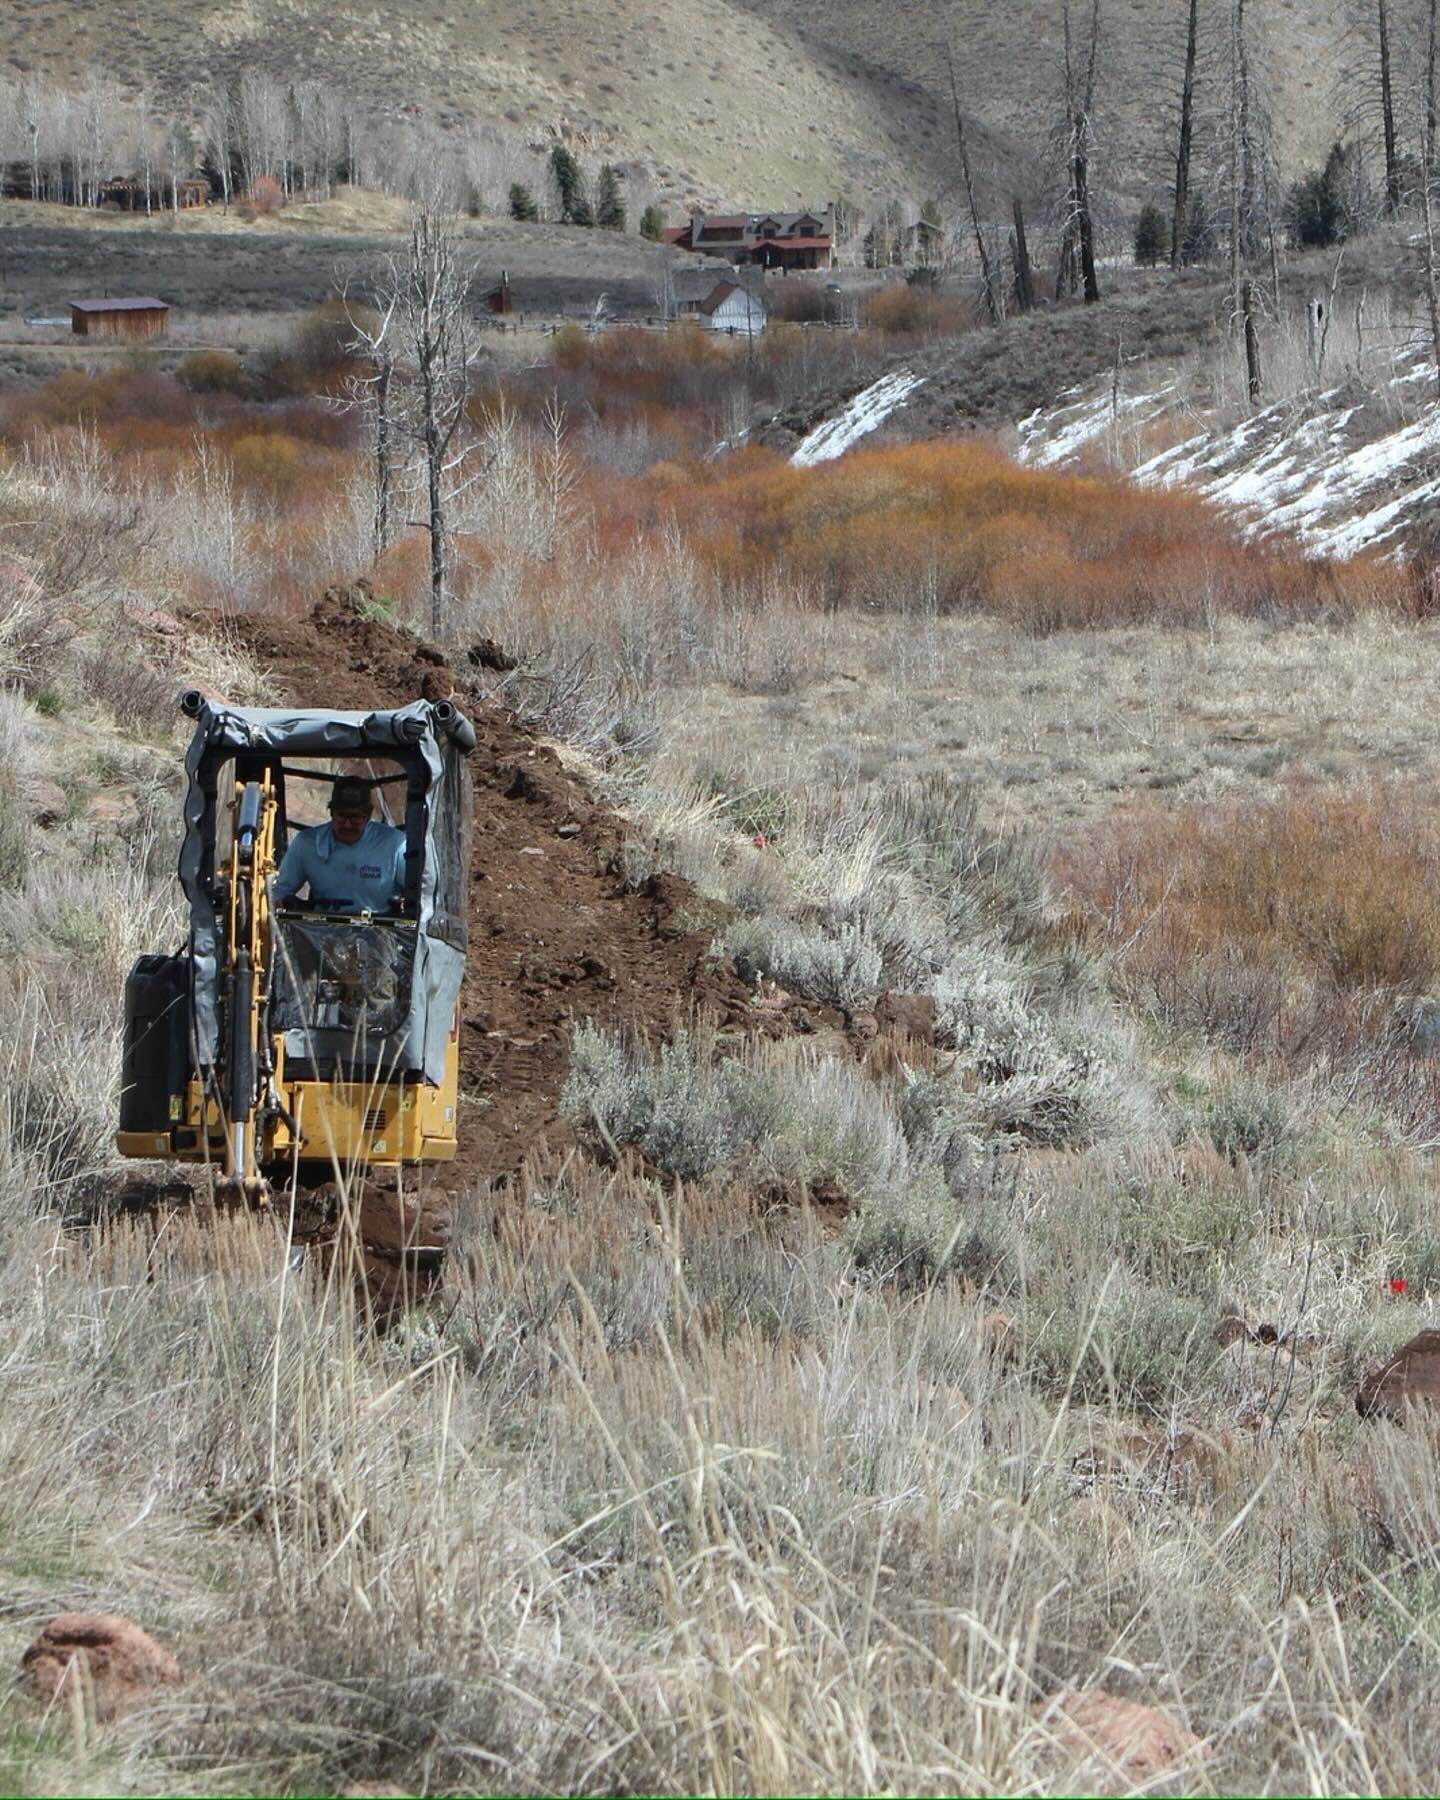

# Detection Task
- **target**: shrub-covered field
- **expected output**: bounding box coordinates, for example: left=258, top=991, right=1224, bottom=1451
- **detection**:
left=8, top=303, right=1440, bottom=1794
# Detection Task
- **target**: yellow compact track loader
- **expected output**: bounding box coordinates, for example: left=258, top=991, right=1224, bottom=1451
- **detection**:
left=117, top=693, right=475, bottom=1199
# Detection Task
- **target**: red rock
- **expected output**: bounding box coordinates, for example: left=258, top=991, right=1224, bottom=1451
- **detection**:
left=1357, top=1328, right=1440, bottom=1420
left=182, top=681, right=230, bottom=706
left=981, top=1310, right=1020, bottom=1365
left=1043, top=1688, right=1207, bottom=1786
left=876, top=989, right=938, bottom=1044
left=124, top=603, right=184, bottom=637
left=21, top=1613, right=183, bottom=1721
left=1073, top=1428, right=1238, bottom=1503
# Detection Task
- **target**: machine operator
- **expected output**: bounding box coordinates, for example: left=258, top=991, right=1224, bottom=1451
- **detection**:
left=273, top=776, right=406, bottom=915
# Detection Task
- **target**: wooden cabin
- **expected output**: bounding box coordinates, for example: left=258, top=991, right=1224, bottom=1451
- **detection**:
left=68, top=297, right=170, bottom=338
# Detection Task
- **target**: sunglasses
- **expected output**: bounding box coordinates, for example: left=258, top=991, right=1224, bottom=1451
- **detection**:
left=330, top=808, right=369, bottom=823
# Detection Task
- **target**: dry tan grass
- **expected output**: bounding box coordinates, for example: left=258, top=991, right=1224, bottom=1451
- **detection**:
left=653, top=607, right=1440, bottom=841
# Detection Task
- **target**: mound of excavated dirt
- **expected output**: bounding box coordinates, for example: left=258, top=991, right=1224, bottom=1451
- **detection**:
left=1357, top=1328, right=1440, bottom=1421
left=220, top=599, right=760, bottom=1205
left=21, top=1613, right=183, bottom=1722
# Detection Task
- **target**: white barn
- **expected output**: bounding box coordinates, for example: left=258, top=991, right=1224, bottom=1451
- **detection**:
left=674, top=272, right=768, bottom=335
left=700, top=280, right=767, bottom=334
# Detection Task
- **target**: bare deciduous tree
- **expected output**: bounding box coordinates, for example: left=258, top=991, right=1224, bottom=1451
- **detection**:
left=945, top=41, right=998, bottom=322
left=339, top=290, right=400, bottom=563
left=371, top=205, right=485, bottom=637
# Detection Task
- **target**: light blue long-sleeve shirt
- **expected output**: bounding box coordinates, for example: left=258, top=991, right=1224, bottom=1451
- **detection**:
left=273, top=820, right=406, bottom=914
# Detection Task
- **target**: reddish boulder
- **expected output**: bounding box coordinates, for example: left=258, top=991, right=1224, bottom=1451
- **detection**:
left=981, top=1310, right=1020, bottom=1367
left=21, top=1613, right=183, bottom=1721
left=1357, top=1328, right=1440, bottom=1420
left=1042, top=1688, right=1207, bottom=1786
left=876, top=989, right=938, bottom=1044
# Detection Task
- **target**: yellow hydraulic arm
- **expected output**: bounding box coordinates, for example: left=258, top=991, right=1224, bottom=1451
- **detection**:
left=220, top=773, right=278, bottom=1200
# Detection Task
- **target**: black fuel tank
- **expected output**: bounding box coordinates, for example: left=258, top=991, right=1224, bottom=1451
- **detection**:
left=119, top=954, right=192, bottom=1134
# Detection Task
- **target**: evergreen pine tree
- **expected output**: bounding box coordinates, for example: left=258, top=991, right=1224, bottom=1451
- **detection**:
left=639, top=203, right=664, bottom=241
left=508, top=181, right=538, bottom=221
left=1290, top=142, right=1351, bottom=248
left=570, top=175, right=595, bottom=227
left=596, top=163, right=626, bottom=230
left=549, top=144, right=582, bottom=222
left=1133, top=202, right=1170, bottom=266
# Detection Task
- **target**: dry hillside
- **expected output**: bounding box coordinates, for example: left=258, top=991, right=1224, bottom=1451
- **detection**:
left=7, top=0, right=1360, bottom=212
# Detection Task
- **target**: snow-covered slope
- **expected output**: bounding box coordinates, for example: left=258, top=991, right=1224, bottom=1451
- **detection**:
left=1017, top=360, right=1440, bottom=557
left=791, top=370, right=925, bottom=466
left=1017, top=383, right=1177, bottom=468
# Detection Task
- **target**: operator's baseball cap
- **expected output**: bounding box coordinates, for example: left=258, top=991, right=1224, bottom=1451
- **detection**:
left=329, top=777, right=372, bottom=816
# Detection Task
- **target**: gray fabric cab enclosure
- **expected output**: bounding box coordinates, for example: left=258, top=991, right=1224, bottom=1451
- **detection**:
left=178, top=699, right=472, bottom=1088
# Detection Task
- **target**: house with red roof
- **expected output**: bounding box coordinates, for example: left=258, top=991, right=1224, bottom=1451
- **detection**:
left=684, top=209, right=836, bottom=270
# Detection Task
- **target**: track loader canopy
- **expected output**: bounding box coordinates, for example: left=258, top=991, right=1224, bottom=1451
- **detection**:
left=178, top=696, right=474, bottom=1087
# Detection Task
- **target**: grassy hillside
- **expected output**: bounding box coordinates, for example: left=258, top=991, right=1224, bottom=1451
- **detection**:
left=6, top=0, right=1358, bottom=213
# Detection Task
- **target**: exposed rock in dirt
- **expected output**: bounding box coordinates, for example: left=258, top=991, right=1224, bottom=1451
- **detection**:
left=123, top=602, right=184, bottom=638
left=467, top=636, right=519, bottom=672
left=876, top=989, right=938, bottom=1044
left=1040, top=1688, right=1207, bottom=1787
left=1357, top=1328, right=1440, bottom=1420
left=25, top=778, right=69, bottom=828
left=1395, top=995, right=1440, bottom=1057
left=1071, top=1427, right=1239, bottom=1503
left=21, top=1613, right=183, bottom=1721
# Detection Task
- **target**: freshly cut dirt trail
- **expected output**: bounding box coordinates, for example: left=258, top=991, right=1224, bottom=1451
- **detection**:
left=221, top=598, right=758, bottom=1208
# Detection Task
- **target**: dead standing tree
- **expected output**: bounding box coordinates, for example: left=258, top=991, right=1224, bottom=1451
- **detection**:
left=1423, top=0, right=1440, bottom=392
left=376, top=205, right=485, bottom=638
left=1379, top=0, right=1402, bottom=210
left=1172, top=0, right=1201, bottom=265
left=945, top=40, right=999, bottom=322
left=1057, top=0, right=1103, bottom=303
left=1226, top=0, right=1263, bottom=400
left=338, top=289, right=400, bottom=563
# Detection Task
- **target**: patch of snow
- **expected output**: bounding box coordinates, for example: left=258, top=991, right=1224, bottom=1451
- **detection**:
left=1309, top=476, right=1440, bottom=557
left=1024, top=358, right=1440, bottom=559
left=1019, top=383, right=1176, bottom=468
left=791, top=370, right=925, bottom=466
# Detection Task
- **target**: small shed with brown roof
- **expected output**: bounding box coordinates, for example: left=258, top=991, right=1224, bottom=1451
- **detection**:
left=68, top=297, right=170, bottom=338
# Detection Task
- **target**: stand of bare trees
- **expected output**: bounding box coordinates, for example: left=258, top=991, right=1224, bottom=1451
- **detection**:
left=0, top=69, right=535, bottom=216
